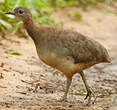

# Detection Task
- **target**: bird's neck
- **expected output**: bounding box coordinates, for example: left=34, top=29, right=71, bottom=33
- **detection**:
left=23, top=18, right=38, bottom=41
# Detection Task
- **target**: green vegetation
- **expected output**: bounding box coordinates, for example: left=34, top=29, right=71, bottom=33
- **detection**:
left=0, top=0, right=116, bottom=37
left=70, top=91, right=117, bottom=98
left=6, top=49, right=22, bottom=55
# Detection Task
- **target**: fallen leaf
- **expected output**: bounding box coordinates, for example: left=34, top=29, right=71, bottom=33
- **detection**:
left=6, top=49, right=22, bottom=56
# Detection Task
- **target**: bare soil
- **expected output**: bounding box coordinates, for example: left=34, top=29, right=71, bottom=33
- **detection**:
left=0, top=7, right=117, bottom=110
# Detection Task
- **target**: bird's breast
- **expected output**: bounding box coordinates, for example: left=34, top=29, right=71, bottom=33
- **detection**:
left=36, top=48, right=81, bottom=77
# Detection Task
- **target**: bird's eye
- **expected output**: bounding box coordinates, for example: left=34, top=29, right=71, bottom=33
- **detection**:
left=18, top=10, right=24, bottom=14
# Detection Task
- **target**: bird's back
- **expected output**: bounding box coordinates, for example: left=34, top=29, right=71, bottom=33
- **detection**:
left=26, top=26, right=111, bottom=76
left=34, top=26, right=111, bottom=63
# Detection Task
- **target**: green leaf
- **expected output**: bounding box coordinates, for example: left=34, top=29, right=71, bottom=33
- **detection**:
left=7, top=49, right=22, bottom=56
left=75, top=11, right=82, bottom=21
left=7, top=14, right=15, bottom=19
left=14, top=0, right=21, bottom=8
left=12, top=21, right=23, bottom=34
left=0, top=19, right=12, bottom=30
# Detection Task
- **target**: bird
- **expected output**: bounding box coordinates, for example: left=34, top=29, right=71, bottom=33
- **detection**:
left=6, top=7, right=111, bottom=105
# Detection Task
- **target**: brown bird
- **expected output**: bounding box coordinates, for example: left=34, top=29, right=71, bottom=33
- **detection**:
left=6, top=7, right=111, bottom=105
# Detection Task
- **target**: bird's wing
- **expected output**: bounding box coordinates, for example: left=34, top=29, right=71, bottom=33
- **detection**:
left=39, top=26, right=109, bottom=64
left=54, top=29, right=109, bottom=64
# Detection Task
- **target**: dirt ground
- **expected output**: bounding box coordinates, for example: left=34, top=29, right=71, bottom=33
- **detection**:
left=0, top=7, right=117, bottom=110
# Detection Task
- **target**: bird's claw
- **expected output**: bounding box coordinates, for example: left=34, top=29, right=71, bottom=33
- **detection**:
left=84, top=87, right=97, bottom=105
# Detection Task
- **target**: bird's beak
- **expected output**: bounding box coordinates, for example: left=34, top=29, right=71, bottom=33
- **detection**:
left=5, top=11, right=15, bottom=15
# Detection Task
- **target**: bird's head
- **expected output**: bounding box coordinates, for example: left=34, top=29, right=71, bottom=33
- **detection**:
left=6, top=7, right=32, bottom=20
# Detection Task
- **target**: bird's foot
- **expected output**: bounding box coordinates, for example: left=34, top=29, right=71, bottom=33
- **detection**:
left=84, top=87, right=97, bottom=106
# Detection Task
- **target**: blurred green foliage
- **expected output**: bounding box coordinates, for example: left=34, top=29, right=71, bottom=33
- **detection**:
left=6, top=49, right=22, bottom=55
left=0, top=0, right=116, bottom=37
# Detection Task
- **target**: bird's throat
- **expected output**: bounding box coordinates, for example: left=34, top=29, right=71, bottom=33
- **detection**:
left=23, top=18, right=38, bottom=40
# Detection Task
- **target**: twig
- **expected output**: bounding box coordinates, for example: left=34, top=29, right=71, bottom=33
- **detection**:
left=21, top=79, right=40, bottom=85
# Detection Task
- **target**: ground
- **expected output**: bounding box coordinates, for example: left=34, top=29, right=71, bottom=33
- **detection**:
left=0, top=7, right=117, bottom=110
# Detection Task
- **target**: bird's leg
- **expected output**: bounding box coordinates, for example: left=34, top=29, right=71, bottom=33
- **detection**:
left=59, top=79, right=72, bottom=102
left=80, top=71, right=96, bottom=105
